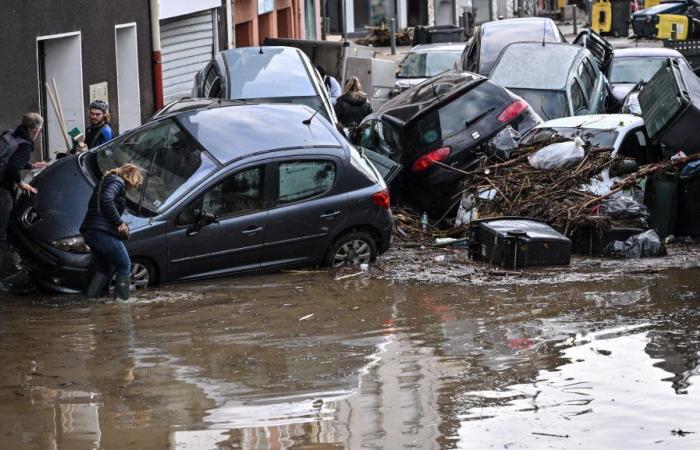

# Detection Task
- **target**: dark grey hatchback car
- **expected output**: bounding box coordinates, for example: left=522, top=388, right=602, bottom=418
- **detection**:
left=11, top=103, right=393, bottom=293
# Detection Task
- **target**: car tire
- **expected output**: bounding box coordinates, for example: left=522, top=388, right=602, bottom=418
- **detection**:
left=325, top=231, right=377, bottom=268
left=110, top=258, right=157, bottom=291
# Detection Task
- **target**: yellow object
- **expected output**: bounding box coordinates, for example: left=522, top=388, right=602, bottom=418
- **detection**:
left=645, top=0, right=661, bottom=8
left=657, top=14, right=690, bottom=40
left=592, top=0, right=612, bottom=34
left=557, top=0, right=566, bottom=10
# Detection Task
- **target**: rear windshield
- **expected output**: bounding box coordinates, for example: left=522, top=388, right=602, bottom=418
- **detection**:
left=411, top=80, right=510, bottom=147
left=610, top=57, right=669, bottom=83
left=510, top=88, right=568, bottom=120
left=521, top=126, right=619, bottom=149
left=397, top=51, right=462, bottom=78
left=225, top=49, right=317, bottom=99
left=480, top=24, right=560, bottom=74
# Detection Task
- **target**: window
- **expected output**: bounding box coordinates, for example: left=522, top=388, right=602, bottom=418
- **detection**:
left=571, top=80, right=588, bottom=114
left=377, top=121, right=403, bottom=162
left=94, top=119, right=216, bottom=214
left=578, top=59, right=596, bottom=93
left=278, top=160, right=336, bottom=204
left=202, top=167, right=265, bottom=218
left=204, top=66, right=222, bottom=98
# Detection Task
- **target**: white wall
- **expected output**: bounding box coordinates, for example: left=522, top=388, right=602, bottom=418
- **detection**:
left=115, top=24, right=142, bottom=133
left=159, top=0, right=221, bottom=19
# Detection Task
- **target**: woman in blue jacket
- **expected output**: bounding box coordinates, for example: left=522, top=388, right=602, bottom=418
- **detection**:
left=80, top=163, right=143, bottom=300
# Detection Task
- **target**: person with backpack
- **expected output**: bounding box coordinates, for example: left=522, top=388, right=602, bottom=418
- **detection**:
left=76, top=100, right=113, bottom=151
left=315, top=65, right=341, bottom=105
left=80, top=163, right=143, bottom=301
left=0, top=112, right=46, bottom=293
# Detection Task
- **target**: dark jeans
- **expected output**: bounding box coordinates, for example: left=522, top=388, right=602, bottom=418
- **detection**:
left=0, top=188, right=14, bottom=275
left=82, top=230, right=131, bottom=277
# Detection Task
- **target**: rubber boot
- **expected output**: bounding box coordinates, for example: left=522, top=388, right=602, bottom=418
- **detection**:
left=114, top=275, right=130, bottom=301
left=84, top=272, right=110, bottom=299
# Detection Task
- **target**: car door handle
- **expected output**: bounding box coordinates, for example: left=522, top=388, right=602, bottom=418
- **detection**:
left=320, top=210, right=341, bottom=220
left=241, top=225, right=263, bottom=235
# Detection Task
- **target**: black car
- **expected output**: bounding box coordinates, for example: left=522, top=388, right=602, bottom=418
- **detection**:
left=355, top=70, right=541, bottom=214
left=458, top=18, right=567, bottom=76
left=11, top=103, right=393, bottom=293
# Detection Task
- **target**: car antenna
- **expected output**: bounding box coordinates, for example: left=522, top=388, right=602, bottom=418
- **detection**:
left=542, top=19, right=546, bottom=46
left=427, top=66, right=442, bottom=101
left=303, top=104, right=323, bottom=125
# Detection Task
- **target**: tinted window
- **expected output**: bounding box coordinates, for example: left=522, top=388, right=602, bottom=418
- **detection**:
left=358, top=121, right=378, bottom=149
left=397, top=51, right=462, bottom=78
left=202, top=167, right=265, bottom=218
left=412, top=81, right=510, bottom=146
left=609, top=57, right=669, bottom=83
left=479, top=22, right=563, bottom=74
left=95, top=119, right=216, bottom=214
left=579, top=59, right=596, bottom=93
left=225, top=48, right=316, bottom=99
left=377, top=121, right=403, bottom=161
left=278, top=161, right=336, bottom=204
left=571, top=80, right=588, bottom=114
left=510, top=88, right=568, bottom=120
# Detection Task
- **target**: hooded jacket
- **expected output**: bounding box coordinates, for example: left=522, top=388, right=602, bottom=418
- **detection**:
left=0, top=126, right=34, bottom=192
left=80, top=174, right=126, bottom=239
left=334, top=92, right=372, bottom=127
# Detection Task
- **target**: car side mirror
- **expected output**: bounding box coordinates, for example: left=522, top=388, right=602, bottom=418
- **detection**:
left=187, top=208, right=218, bottom=236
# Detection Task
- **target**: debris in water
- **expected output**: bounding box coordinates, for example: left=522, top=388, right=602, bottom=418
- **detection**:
left=532, top=432, right=570, bottom=438
left=671, top=429, right=695, bottom=437
left=298, top=313, right=315, bottom=321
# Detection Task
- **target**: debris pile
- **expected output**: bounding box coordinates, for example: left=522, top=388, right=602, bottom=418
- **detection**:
left=355, top=24, right=412, bottom=47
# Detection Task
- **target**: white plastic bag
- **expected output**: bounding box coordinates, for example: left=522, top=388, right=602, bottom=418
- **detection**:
left=528, top=137, right=585, bottom=170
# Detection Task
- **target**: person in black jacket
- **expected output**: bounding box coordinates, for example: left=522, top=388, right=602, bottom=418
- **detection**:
left=334, top=77, right=372, bottom=129
left=80, top=163, right=143, bottom=300
left=0, top=113, right=47, bottom=293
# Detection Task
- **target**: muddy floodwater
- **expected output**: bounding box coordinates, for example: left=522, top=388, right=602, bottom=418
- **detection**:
left=1, top=268, right=700, bottom=449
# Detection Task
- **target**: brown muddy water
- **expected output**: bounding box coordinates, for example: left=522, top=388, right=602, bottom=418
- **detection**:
left=1, top=268, right=699, bottom=449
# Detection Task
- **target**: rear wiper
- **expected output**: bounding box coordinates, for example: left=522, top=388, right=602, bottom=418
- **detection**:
left=464, top=107, right=495, bottom=128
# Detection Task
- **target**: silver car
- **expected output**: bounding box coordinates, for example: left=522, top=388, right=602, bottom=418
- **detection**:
left=395, top=43, right=465, bottom=92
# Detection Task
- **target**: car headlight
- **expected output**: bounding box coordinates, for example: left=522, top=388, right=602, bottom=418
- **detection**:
left=51, top=235, right=91, bottom=254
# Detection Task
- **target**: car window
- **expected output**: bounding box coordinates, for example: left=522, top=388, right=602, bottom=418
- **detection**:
left=204, top=66, right=222, bottom=98
left=609, top=57, right=669, bottom=83
left=278, top=160, right=336, bottom=204
left=358, top=121, right=378, bottom=149
left=412, top=80, right=510, bottom=146
left=377, top=121, right=403, bottom=161
left=94, top=119, right=217, bottom=215
left=579, top=59, right=596, bottom=93
left=202, top=166, right=265, bottom=218
left=397, top=51, right=462, bottom=78
left=571, top=80, right=588, bottom=114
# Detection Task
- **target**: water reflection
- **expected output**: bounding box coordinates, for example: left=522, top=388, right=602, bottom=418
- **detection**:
left=0, top=270, right=699, bottom=449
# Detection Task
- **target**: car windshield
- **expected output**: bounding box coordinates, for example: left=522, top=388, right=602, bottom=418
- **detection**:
left=521, top=126, right=619, bottom=149
left=411, top=80, right=510, bottom=146
left=480, top=23, right=560, bottom=74
left=94, top=119, right=217, bottom=215
left=510, top=88, right=568, bottom=121
left=225, top=48, right=317, bottom=99
left=397, top=51, right=462, bottom=78
left=610, top=57, right=670, bottom=83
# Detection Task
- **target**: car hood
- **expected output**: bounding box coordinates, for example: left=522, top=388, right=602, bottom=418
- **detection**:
left=19, top=155, right=147, bottom=242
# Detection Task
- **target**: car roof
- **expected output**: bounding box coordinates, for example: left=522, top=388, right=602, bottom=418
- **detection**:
left=373, top=70, right=485, bottom=123
left=490, top=42, right=584, bottom=90
left=409, top=43, right=466, bottom=53
left=482, top=17, right=557, bottom=31
left=613, top=47, right=683, bottom=58
left=535, top=114, right=644, bottom=131
left=176, top=103, right=342, bottom=164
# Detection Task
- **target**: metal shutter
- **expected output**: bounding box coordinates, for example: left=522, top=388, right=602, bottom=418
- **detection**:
left=161, top=11, right=215, bottom=104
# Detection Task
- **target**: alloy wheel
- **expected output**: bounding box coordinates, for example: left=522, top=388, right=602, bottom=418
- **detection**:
left=332, top=239, right=372, bottom=267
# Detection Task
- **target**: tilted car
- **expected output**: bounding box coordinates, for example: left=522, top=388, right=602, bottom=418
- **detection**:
left=489, top=42, right=610, bottom=121
left=631, top=1, right=700, bottom=38
left=458, top=18, right=567, bottom=76
left=11, top=104, right=393, bottom=293
left=395, top=43, right=466, bottom=92
left=192, top=46, right=337, bottom=123
left=355, top=70, right=541, bottom=214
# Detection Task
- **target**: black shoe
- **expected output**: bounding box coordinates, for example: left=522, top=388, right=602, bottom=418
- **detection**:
left=114, top=275, right=130, bottom=301
left=85, top=272, right=110, bottom=299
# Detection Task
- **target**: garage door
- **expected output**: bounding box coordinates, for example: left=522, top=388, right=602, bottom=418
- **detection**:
left=161, top=10, right=216, bottom=104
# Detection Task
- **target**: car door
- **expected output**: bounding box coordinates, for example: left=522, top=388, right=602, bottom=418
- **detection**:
left=165, top=164, right=270, bottom=281
left=261, top=155, right=348, bottom=269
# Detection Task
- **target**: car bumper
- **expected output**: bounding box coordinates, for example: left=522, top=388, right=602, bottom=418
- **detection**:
left=10, top=226, right=91, bottom=294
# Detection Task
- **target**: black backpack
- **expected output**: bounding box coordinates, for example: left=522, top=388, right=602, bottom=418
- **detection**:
left=0, top=129, right=29, bottom=182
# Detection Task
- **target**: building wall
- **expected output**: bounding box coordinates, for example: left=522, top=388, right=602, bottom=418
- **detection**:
left=0, top=0, right=154, bottom=156
left=234, top=0, right=322, bottom=46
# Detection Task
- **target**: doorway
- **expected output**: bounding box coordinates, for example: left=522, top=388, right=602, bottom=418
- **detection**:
left=36, top=32, right=85, bottom=159
left=115, top=24, right=141, bottom=134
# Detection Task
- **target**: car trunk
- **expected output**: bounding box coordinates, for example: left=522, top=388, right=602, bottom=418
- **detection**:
left=639, top=58, right=700, bottom=153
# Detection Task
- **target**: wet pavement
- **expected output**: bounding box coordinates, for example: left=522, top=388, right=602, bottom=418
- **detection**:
left=1, top=267, right=699, bottom=449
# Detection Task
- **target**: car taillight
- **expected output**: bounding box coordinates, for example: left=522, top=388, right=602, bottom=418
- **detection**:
left=411, top=146, right=451, bottom=172
left=371, top=190, right=390, bottom=210
left=497, top=99, right=529, bottom=123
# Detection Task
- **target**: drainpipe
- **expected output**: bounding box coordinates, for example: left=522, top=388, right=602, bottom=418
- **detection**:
left=150, top=0, right=164, bottom=109
left=226, top=0, right=234, bottom=48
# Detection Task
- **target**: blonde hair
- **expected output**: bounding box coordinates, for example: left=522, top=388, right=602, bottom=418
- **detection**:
left=106, top=163, right=144, bottom=189
left=342, top=76, right=365, bottom=96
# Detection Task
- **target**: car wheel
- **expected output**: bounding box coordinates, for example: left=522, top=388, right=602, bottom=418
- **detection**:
left=326, top=231, right=377, bottom=268
left=110, top=258, right=156, bottom=291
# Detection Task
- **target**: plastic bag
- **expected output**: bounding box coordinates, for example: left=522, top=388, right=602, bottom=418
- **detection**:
left=486, top=126, right=521, bottom=160
left=602, top=230, right=667, bottom=259
left=601, top=196, right=650, bottom=220
left=528, top=137, right=585, bottom=170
